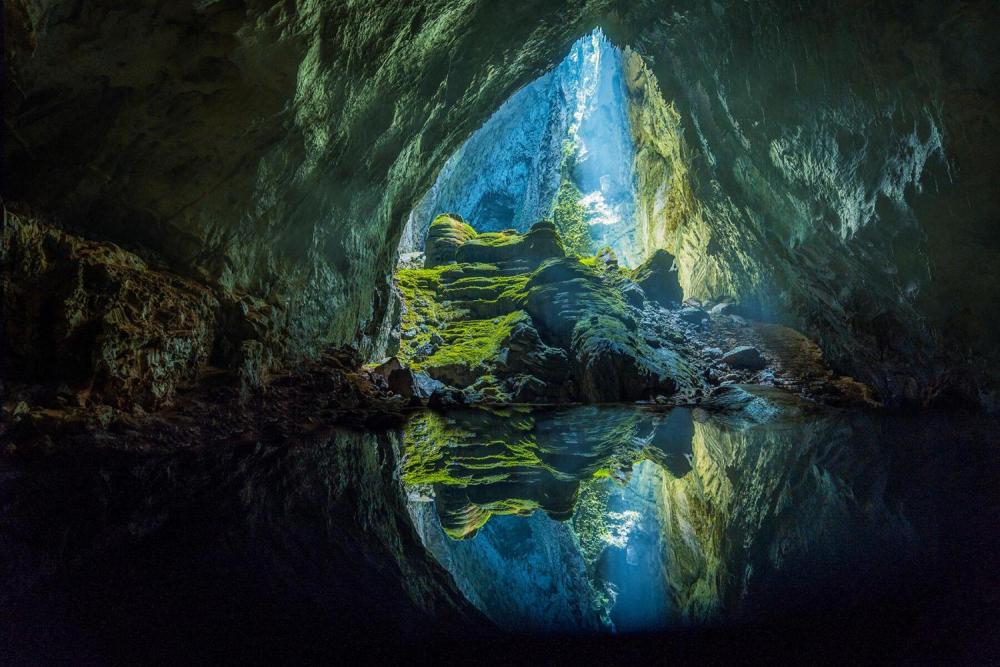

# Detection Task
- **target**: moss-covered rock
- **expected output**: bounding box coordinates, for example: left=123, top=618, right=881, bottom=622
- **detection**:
left=455, top=220, right=565, bottom=266
left=524, top=257, right=679, bottom=402
left=396, top=214, right=702, bottom=403
left=424, top=214, right=478, bottom=267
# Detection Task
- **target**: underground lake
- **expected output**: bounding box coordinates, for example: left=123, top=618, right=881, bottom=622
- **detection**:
left=2, top=3, right=999, bottom=664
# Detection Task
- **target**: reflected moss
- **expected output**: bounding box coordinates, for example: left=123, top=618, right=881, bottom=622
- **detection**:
left=401, top=407, right=660, bottom=538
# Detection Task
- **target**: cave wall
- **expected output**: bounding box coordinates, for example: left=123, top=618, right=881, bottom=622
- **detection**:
left=3, top=0, right=608, bottom=402
left=614, top=0, right=1000, bottom=405
left=398, top=41, right=573, bottom=252
left=4, top=0, right=998, bottom=407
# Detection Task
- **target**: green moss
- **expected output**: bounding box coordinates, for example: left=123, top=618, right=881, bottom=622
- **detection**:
left=424, top=214, right=478, bottom=267
left=395, top=264, right=461, bottom=329
left=401, top=409, right=548, bottom=488
left=552, top=179, right=592, bottom=257
left=466, top=230, right=520, bottom=247
left=441, top=274, right=530, bottom=318
left=415, top=310, right=527, bottom=372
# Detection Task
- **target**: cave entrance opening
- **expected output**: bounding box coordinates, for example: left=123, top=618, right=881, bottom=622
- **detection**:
left=397, top=29, right=641, bottom=268
left=385, top=29, right=692, bottom=398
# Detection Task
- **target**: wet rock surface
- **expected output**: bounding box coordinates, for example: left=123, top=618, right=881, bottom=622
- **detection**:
left=1, top=346, right=409, bottom=453
left=632, top=248, right=683, bottom=307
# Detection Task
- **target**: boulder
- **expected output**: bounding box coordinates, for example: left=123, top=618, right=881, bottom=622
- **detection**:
left=721, top=345, right=767, bottom=371
left=428, top=386, right=466, bottom=409
left=633, top=248, right=683, bottom=307
left=678, top=306, right=708, bottom=324
left=622, top=283, right=645, bottom=308
left=424, top=214, right=477, bottom=267
left=412, top=341, right=437, bottom=359
left=497, top=316, right=570, bottom=384
left=507, top=374, right=549, bottom=403
left=709, top=302, right=737, bottom=316
left=372, top=358, right=417, bottom=398
left=422, top=359, right=482, bottom=388
left=412, top=372, right=446, bottom=399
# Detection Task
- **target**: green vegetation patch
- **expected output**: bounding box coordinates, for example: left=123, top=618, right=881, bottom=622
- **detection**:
left=416, top=310, right=528, bottom=373
left=394, top=263, right=462, bottom=333
left=552, top=178, right=593, bottom=258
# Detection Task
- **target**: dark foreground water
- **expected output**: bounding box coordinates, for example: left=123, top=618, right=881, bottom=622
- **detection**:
left=1, top=406, right=998, bottom=663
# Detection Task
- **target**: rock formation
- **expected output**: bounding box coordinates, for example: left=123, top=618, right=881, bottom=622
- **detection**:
left=3, top=1, right=998, bottom=410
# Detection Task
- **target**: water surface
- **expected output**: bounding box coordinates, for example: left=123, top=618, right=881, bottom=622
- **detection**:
left=0, top=406, right=996, bottom=661
left=401, top=405, right=999, bottom=638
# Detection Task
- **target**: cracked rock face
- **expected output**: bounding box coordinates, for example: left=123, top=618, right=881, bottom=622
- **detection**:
left=4, top=0, right=998, bottom=408
left=2, top=212, right=219, bottom=409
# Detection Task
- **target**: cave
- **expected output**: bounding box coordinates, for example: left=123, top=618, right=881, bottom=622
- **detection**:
left=2, top=1, right=999, bottom=663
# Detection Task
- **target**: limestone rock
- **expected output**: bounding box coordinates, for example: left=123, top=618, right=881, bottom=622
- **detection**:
left=373, top=357, right=416, bottom=399
left=1, top=214, right=218, bottom=409
left=678, top=307, right=709, bottom=325
left=633, top=249, right=683, bottom=307
left=428, top=387, right=466, bottom=410
left=412, top=372, right=446, bottom=400
left=721, top=346, right=767, bottom=371
left=455, top=220, right=564, bottom=267
left=424, top=215, right=477, bottom=267
left=622, top=282, right=645, bottom=308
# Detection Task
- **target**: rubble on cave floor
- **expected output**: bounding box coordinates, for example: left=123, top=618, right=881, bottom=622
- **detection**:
left=1, top=347, right=410, bottom=454
left=388, top=214, right=878, bottom=412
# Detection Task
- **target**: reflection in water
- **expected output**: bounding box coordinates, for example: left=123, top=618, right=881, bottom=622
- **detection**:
left=0, top=406, right=995, bottom=659
left=401, top=406, right=926, bottom=633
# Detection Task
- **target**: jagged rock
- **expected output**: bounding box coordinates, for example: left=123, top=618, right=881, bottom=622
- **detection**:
left=237, top=340, right=273, bottom=399
left=412, top=372, right=446, bottom=399
left=508, top=374, right=549, bottom=403
left=721, top=346, right=767, bottom=371
left=1, top=215, right=218, bottom=410
left=428, top=387, right=466, bottom=409
left=523, top=257, right=678, bottom=402
left=373, top=357, right=417, bottom=398
left=709, top=302, right=737, bottom=316
left=622, top=283, right=645, bottom=308
left=632, top=249, right=683, bottom=307
left=497, top=317, right=570, bottom=385
left=413, top=341, right=437, bottom=359
left=423, top=360, right=483, bottom=388
left=373, top=357, right=405, bottom=381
